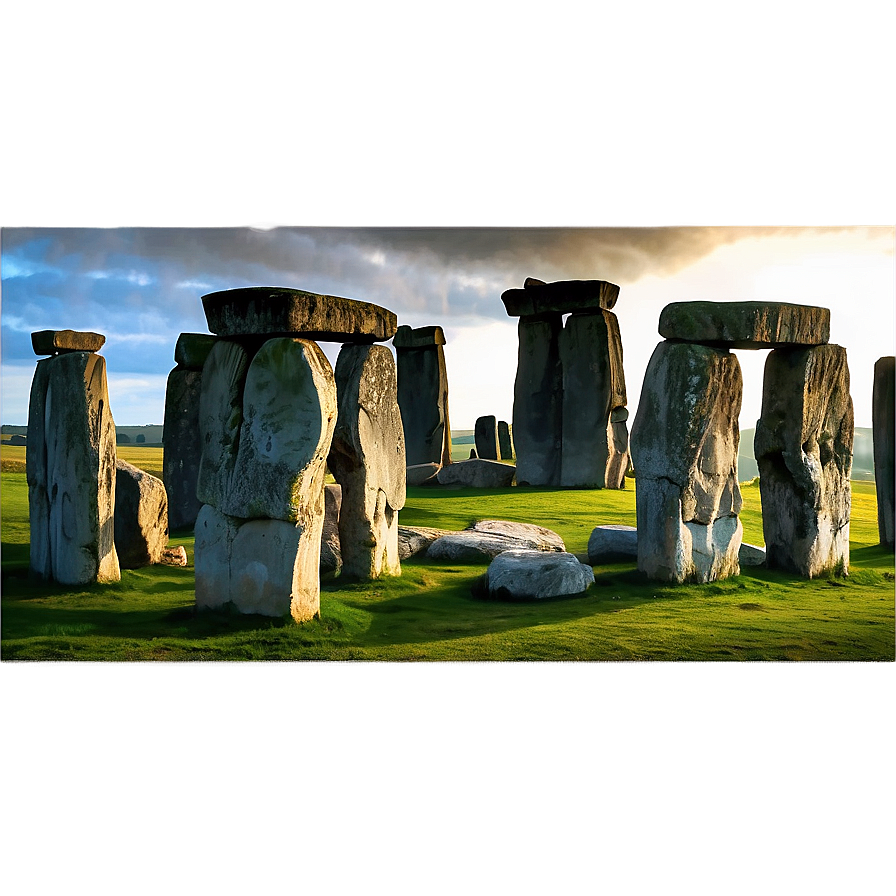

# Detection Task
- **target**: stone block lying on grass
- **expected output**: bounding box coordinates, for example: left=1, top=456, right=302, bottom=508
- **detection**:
left=587, top=524, right=638, bottom=563
left=477, top=549, right=594, bottom=600
left=426, top=519, right=564, bottom=561
left=406, top=462, right=441, bottom=486
left=436, top=458, right=515, bottom=488
left=398, top=525, right=452, bottom=560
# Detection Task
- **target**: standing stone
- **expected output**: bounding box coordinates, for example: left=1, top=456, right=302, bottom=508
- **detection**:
left=873, top=356, right=895, bottom=548
left=26, top=359, right=53, bottom=580
left=114, top=459, right=169, bottom=568
left=320, top=483, right=343, bottom=574
left=43, top=351, right=120, bottom=584
left=631, top=341, right=743, bottom=583
left=559, top=310, right=629, bottom=488
left=512, top=314, right=563, bottom=486
left=163, top=368, right=203, bottom=529
left=394, top=325, right=452, bottom=467
left=474, top=415, right=500, bottom=460
left=755, top=345, right=853, bottom=577
left=329, top=344, right=406, bottom=579
left=497, top=420, right=514, bottom=460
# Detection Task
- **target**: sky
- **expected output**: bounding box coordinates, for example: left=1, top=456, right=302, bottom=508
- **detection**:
left=3, top=0, right=893, bottom=436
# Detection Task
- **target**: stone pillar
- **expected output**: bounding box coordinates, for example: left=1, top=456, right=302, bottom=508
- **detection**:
left=497, top=420, right=514, bottom=460
left=559, top=309, right=629, bottom=488
left=755, top=345, right=854, bottom=577
left=394, top=325, right=451, bottom=467
left=474, top=415, right=500, bottom=460
left=630, top=341, right=743, bottom=583
left=26, top=330, right=120, bottom=584
left=329, top=344, right=406, bottom=579
left=873, top=357, right=895, bottom=548
left=162, top=333, right=216, bottom=530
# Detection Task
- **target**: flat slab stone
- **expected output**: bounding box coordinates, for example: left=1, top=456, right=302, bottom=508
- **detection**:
left=406, top=462, right=441, bottom=486
left=436, top=458, right=515, bottom=488
left=658, top=301, right=830, bottom=349
left=501, top=280, right=619, bottom=317
left=587, top=525, right=638, bottom=563
left=202, top=287, right=397, bottom=342
left=32, top=330, right=105, bottom=355
left=398, top=525, right=451, bottom=560
left=393, top=325, right=446, bottom=348
left=480, top=550, right=594, bottom=600
left=174, top=333, right=217, bottom=369
left=427, top=519, right=565, bottom=561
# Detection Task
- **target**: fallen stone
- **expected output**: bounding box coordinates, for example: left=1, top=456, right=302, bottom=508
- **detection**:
left=502, top=280, right=620, bottom=316
left=659, top=301, right=830, bottom=349
left=406, top=462, right=441, bottom=486
left=31, top=330, right=105, bottom=355
left=202, top=286, right=397, bottom=342
left=873, top=356, right=894, bottom=548
left=222, top=338, right=337, bottom=522
left=480, top=550, right=594, bottom=600
left=329, top=344, right=406, bottom=578
left=436, top=458, right=515, bottom=488
left=427, top=519, right=565, bottom=561
left=630, top=341, right=743, bottom=583
left=392, top=325, right=446, bottom=348
left=587, top=524, right=638, bottom=563
left=320, top=483, right=342, bottom=574
left=398, top=525, right=452, bottom=560
left=497, top=421, right=514, bottom=460
left=474, top=415, right=500, bottom=460
left=396, top=335, right=452, bottom=467
left=174, top=332, right=217, bottom=369
left=162, top=367, right=204, bottom=529
left=114, top=459, right=169, bottom=568
left=160, top=545, right=188, bottom=566
left=755, top=344, right=853, bottom=577
left=738, top=542, right=766, bottom=567
left=8, top=434, right=26, bottom=446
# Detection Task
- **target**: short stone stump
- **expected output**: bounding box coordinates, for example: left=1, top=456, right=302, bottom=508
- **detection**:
left=478, top=550, right=594, bottom=600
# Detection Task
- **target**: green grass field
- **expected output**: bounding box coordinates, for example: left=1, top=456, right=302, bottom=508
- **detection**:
left=1, top=446, right=893, bottom=661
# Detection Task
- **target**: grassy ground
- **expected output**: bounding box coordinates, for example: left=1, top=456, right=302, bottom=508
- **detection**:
left=2, top=450, right=893, bottom=660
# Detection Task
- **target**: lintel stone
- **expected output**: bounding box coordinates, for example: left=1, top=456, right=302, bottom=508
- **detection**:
left=174, top=333, right=217, bottom=369
left=32, top=330, right=105, bottom=355
left=501, top=279, right=620, bottom=317
left=393, top=325, right=446, bottom=348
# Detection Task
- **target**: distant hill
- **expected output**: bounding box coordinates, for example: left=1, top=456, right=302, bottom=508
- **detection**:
left=2, top=423, right=164, bottom=447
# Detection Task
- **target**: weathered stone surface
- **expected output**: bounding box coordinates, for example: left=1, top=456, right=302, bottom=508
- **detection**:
left=202, top=286, right=397, bottom=342
left=329, top=344, right=406, bottom=579
left=474, top=415, right=500, bottom=460
left=873, top=356, right=895, bottom=548
left=392, top=325, right=446, bottom=348
left=559, top=310, right=629, bottom=488
left=501, top=280, right=619, bottom=317
left=630, top=341, right=743, bottom=583
left=406, top=462, right=441, bottom=486
left=114, top=459, right=169, bottom=568
left=398, top=525, right=451, bottom=560
left=194, top=504, right=238, bottom=610
left=738, top=542, right=767, bottom=567
left=427, top=519, right=564, bottom=561
left=497, top=421, right=514, bottom=460
left=162, top=367, right=203, bottom=529
left=160, top=546, right=188, bottom=567
left=587, top=524, right=638, bottom=563
left=755, top=345, right=853, bottom=577
left=8, top=434, right=27, bottom=446
left=196, top=340, right=250, bottom=508
left=396, top=340, right=452, bottom=467
left=659, top=301, right=830, bottom=349
left=320, top=483, right=342, bottom=574
left=222, top=338, right=338, bottom=522
left=481, top=550, right=594, bottom=600
left=436, top=458, right=515, bottom=488
left=43, top=352, right=120, bottom=584
left=31, top=329, right=105, bottom=355
left=26, top=359, right=52, bottom=580
left=174, top=332, right=217, bottom=369
left=512, top=314, right=563, bottom=486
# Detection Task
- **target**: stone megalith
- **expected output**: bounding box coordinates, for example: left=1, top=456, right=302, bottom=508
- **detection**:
left=630, top=341, right=744, bottom=583
left=394, top=325, right=452, bottom=467
left=114, top=459, right=169, bottom=568
left=474, top=415, right=500, bottom=460
left=162, top=333, right=217, bottom=530
left=755, top=345, right=854, bottom=577
left=873, top=356, right=895, bottom=548
left=26, top=342, right=120, bottom=584
left=328, top=344, right=406, bottom=579
left=497, top=420, right=514, bottom=460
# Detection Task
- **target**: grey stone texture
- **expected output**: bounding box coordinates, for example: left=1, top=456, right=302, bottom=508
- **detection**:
left=427, top=519, right=565, bottom=561
left=174, top=333, right=217, bottom=369
left=755, top=345, right=853, bottom=577
left=501, top=280, right=619, bottom=316
left=395, top=328, right=452, bottom=467
left=328, top=344, right=406, bottom=579
left=587, top=524, right=638, bottom=564
left=27, top=350, right=120, bottom=584
left=631, top=341, right=744, bottom=583
left=738, top=543, right=767, bottom=567
left=497, top=421, right=514, bottom=460
left=398, top=525, right=452, bottom=560
left=31, top=329, right=105, bottom=355
left=481, top=550, right=594, bottom=600
left=436, top=458, right=516, bottom=488
left=114, top=459, right=169, bottom=568
left=872, top=356, right=894, bottom=548
left=474, top=415, right=500, bottom=460
left=202, top=286, right=397, bottom=342
left=512, top=314, right=563, bottom=486
left=559, top=310, right=629, bottom=488
left=406, top=462, right=441, bottom=486
left=162, top=367, right=203, bottom=529
left=320, top=483, right=342, bottom=574
left=659, top=301, right=830, bottom=349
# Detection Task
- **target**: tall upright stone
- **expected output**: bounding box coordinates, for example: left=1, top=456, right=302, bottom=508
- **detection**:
left=474, top=415, right=500, bottom=461
left=394, top=325, right=451, bottom=467
left=872, top=356, right=895, bottom=548
left=329, top=344, right=406, bottom=579
left=755, top=345, right=853, bottom=577
left=630, top=341, right=743, bottom=583
left=497, top=420, right=514, bottom=460
left=114, top=459, right=169, bottom=568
